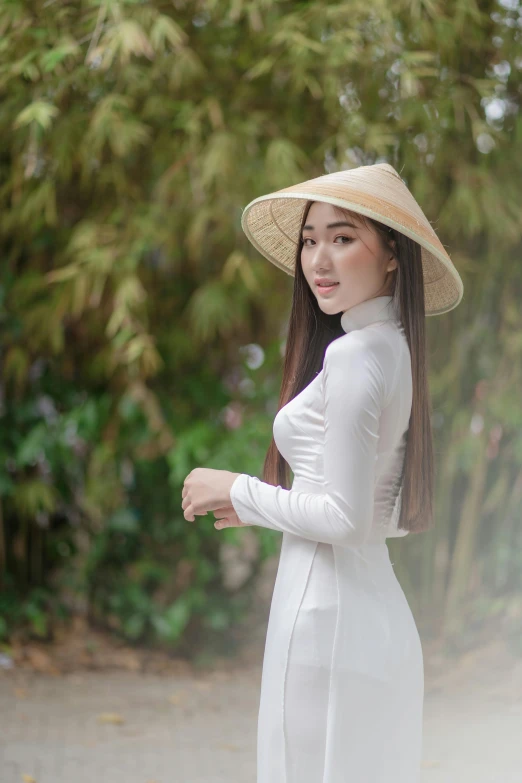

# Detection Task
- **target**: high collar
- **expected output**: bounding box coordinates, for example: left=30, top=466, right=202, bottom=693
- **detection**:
left=340, top=295, right=400, bottom=334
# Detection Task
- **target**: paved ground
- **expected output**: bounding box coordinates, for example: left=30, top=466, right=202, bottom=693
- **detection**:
left=1, top=638, right=522, bottom=783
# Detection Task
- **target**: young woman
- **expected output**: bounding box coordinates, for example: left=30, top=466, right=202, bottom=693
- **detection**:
left=181, top=162, right=464, bottom=783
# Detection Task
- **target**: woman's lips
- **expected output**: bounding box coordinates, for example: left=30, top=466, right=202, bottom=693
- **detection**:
left=316, top=283, right=339, bottom=295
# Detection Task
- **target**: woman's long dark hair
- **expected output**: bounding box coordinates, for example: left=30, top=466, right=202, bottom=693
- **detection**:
left=261, top=200, right=434, bottom=534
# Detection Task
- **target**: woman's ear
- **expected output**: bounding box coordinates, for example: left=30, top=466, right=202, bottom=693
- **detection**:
left=386, top=238, right=398, bottom=270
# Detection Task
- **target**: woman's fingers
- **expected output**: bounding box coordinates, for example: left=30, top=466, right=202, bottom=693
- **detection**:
left=213, top=505, right=234, bottom=521
left=215, top=517, right=233, bottom=529
left=180, top=503, right=246, bottom=530
left=214, top=510, right=247, bottom=529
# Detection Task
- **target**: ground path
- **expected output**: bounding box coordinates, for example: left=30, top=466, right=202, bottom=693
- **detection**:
left=1, top=632, right=522, bottom=783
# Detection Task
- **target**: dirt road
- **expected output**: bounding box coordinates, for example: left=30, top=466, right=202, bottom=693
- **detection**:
left=1, top=636, right=522, bottom=783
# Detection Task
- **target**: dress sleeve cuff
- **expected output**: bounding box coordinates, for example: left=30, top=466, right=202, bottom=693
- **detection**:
left=229, top=473, right=258, bottom=526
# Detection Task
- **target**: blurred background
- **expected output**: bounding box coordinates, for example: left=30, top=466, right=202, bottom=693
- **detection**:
left=1, top=0, right=522, bottom=780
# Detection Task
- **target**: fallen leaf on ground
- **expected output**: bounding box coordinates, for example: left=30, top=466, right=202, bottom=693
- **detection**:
left=168, top=690, right=188, bottom=706
left=97, top=712, right=125, bottom=724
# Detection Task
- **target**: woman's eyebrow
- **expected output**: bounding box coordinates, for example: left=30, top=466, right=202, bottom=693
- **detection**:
left=302, top=220, right=358, bottom=230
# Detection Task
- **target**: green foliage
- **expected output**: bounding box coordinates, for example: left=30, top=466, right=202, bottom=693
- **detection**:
left=0, top=0, right=521, bottom=650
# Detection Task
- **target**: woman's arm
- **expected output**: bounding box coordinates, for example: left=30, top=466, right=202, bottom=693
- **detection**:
left=229, top=330, right=398, bottom=549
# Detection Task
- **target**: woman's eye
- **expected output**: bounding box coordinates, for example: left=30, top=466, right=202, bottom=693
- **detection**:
left=302, top=236, right=352, bottom=246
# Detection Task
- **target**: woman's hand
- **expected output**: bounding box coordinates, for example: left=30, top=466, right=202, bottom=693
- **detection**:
left=181, top=467, right=242, bottom=522
left=212, top=504, right=252, bottom=530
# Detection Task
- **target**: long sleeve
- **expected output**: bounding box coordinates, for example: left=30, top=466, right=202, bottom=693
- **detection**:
left=229, top=331, right=399, bottom=548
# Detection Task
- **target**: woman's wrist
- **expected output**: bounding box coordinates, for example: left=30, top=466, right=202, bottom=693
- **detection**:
left=227, top=471, right=243, bottom=504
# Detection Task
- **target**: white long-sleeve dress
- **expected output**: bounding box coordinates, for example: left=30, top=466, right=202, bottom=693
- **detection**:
left=229, top=294, right=424, bottom=783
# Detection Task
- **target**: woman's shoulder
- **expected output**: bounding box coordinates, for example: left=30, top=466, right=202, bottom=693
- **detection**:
left=325, top=320, right=404, bottom=364
left=324, top=321, right=406, bottom=402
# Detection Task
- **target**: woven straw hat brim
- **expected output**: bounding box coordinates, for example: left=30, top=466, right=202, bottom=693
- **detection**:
left=241, top=163, right=464, bottom=316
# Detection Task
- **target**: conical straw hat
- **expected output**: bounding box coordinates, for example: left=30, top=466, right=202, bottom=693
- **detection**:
left=241, top=162, right=463, bottom=316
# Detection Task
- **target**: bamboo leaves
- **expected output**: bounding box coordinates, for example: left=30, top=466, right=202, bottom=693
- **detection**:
left=13, top=101, right=59, bottom=132
left=40, top=38, right=81, bottom=74
left=265, top=138, right=308, bottom=189
left=86, top=95, right=151, bottom=158
left=149, top=15, right=188, bottom=51
left=88, top=19, right=154, bottom=69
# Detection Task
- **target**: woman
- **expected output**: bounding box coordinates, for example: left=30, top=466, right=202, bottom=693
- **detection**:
left=181, top=162, right=464, bottom=782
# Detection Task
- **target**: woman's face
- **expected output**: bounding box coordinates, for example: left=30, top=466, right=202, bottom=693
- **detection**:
left=300, top=201, right=397, bottom=316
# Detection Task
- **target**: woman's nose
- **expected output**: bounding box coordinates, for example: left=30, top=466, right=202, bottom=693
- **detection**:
left=311, top=242, right=332, bottom=269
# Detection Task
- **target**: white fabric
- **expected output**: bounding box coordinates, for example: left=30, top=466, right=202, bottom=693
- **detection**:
left=229, top=295, right=424, bottom=783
